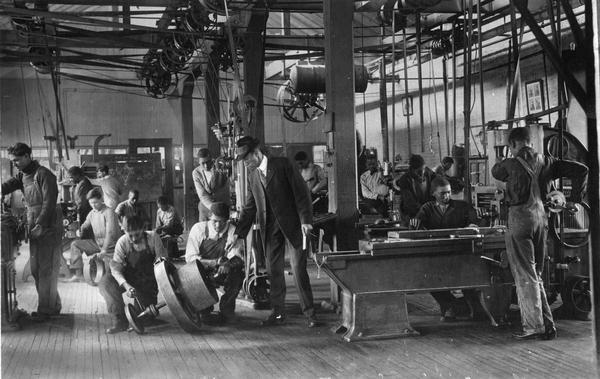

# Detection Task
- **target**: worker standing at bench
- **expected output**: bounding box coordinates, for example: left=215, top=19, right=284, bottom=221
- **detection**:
left=410, top=176, right=482, bottom=321
left=492, top=127, right=588, bottom=341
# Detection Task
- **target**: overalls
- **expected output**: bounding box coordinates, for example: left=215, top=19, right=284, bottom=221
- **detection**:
left=23, top=170, right=62, bottom=315
left=505, top=156, right=554, bottom=334
left=99, top=233, right=158, bottom=322
left=199, top=224, right=243, bottom=318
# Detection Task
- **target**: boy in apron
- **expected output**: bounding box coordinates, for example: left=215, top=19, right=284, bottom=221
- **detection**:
left=185, top=202, right=244, bottom=324
left=98, top=215, right=165, bottom=334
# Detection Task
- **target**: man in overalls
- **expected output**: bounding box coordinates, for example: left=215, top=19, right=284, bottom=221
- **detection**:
left=98, top=215, right=165, bottom=334
left=185, top=202, right=244, bottom=324
left=492, top=127, right=588, bottom=340
left=2, top=142, right=62, bottom=321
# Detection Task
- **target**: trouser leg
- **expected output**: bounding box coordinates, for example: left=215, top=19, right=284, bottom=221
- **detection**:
left=219, top=266, right=243, bottom=318
left=506, top=213, right=546, bottom=334
left=67, top=239, right=100, bottom=270
left=533, top=221, right=554, bottom=328
left=288, top=241, right=315, bottom=317
left=98, top=274, right=126, bottom=320
left=265, top=223, right=287, bottom=314
left=430, top=291, right=455, bottom=315
left=30, top=234, right=62, bottom=314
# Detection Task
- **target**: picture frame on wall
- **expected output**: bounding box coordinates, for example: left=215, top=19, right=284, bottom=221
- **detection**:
left=525, top=79, right=545, bottom=114
left=402, top=96, right=413, bottom=116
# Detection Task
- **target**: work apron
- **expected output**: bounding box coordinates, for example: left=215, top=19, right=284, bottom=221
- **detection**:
left=23, top=170, right=62, bottom=314
left=199, top=224, right=227, bottom=261
left=506, top=156, right=553, bottom=333
left=123, top=233, right=158, bottom=307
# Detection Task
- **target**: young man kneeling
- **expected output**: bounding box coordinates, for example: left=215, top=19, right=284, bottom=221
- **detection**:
left=99, top=215, right=165, bottom=334
left=185, top=202, right=244, bottom=325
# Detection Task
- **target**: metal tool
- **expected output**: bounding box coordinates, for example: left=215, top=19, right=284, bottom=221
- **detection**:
left=125, top=296, right=166, bottom=335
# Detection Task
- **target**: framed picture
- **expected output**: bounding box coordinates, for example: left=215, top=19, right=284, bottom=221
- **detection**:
left=402, top=96, right=413, bottom=116
left=525, top=80, right=544, bottom=114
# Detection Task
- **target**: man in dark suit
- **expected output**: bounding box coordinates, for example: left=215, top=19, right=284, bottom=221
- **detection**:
left=193, top=148, right=231, bottom=221
left=232, top=136, right=318, bottom=328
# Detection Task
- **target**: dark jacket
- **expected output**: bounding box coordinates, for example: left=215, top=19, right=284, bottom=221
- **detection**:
left=416, top=200, right=478, bottom=230
left=73, top=177, right=94, bottom=222
left=491, top=146, right=588, bottom=205
left=396, top=167, right=436, bottom=218
left=236, top=156, right=312, bottom=249
left=2, top=160, right=59, bottom=230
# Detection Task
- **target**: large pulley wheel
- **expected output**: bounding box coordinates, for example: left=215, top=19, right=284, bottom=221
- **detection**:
left=277, top=81, right=325, bottom=123
left=561, top=275, right=591, bottom=320
left=154, top=260, right=206, bottom=333
left=83, top=256, right=105, bottom=286
left=549, top=202, right=590, bottom=248
left=243, top=273, right=270, bottom=305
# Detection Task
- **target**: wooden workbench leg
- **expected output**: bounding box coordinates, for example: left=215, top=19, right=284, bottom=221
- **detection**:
left=334, top=290, right=419, bottom=342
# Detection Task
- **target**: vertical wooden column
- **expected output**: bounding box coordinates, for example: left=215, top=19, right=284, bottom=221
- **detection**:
left=181, top=78, right=196, bottom=230
left=206, top=53, right=220, bottom=157
left=324, top=0, right=359, bottom=250
left=243, top=11, right=268, bottom=141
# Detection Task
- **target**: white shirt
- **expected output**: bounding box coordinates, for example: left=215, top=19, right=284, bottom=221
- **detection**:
left=185, top=221, right=244, bottom=263
left=258, top=154, right=268, bottom=178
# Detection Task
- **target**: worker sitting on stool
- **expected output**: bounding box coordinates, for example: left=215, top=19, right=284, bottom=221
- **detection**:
left=99, top=215, right=166, bottom=334
left=155, top=195, right=184, bottom=258
left=185, top=202, right=244, bottom=325
left=410, top=176, right=482, bottom=322
left=360, top=157, right=390, bottom=218
left=66, top=188, right=120, bottom=282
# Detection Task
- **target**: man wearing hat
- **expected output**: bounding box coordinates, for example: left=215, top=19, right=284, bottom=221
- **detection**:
left=185, top=202, right=244, bottom=324
left=232, top=136, right=318, bottom=328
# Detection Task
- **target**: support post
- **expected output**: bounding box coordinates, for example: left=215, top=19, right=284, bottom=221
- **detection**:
left=206, top=53, right=220, bottom=157
left=416, top=13, right=425, bottom=152
left=181, top=78, right=196, bottom=230
left=380, top=57, right=389, bottom=161
left=243, top=10, right=268, bottom=142
left=324, top=0, right=359, bottom=250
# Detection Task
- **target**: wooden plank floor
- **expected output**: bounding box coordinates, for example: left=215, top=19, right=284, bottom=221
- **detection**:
left=2, top=244, right=597, bottom=379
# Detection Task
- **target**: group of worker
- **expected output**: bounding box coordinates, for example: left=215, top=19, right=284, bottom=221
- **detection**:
left=2, top=126, right=589, bottom=341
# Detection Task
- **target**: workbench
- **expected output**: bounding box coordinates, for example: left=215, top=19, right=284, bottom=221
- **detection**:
left=316, top=227, right=511, bottom=341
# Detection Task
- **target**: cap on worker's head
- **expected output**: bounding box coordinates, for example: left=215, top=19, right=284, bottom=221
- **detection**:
left=235, top=136, right=260, bottom=160
left=210, top=202, right=230, bottom=219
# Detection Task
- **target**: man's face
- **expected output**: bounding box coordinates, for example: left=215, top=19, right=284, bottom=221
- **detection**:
left=412, top=165, right=425, bottom=179
left=128, top=192, right=138, bottom=204
left=157, top=202, right=168, bottom=211
left=209, top=214, right=228, bottom=233
left=125, top=227, right=144, bottom=244
left=433, top=184, right=452, bottom=205
left=366, top=159, right=378, bottom=173
left=9, top=153, right=32, bottom=171
left=242, top=151, right=261, bottom=172
left=198, top=156, right=213, bottom=172
left=70, top=173, right=81, bottom=183
left=442, top=161, right=453, bottom=171
left=296, top=159, right=309, bottom=170
left=89, top=197, right=104, bottom=211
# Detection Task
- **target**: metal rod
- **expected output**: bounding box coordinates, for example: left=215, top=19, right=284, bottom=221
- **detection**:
left=416, top=13, right=425, bottom=153
left=380, top=56, right=389, bottom=161
left=451, top=21, right=457, bottom=148
left=391, top=15, right=396, bottom=163
left=463, top=0, right=473, bottom=203
left=443, top=55, right=450, bottom=156
left=402, top=27, right=412, bottom=156
left=477, top=0, right=486, bottom=175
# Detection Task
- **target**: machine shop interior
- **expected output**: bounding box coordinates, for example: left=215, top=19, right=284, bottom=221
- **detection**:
left=1, top=0, right=599, bottom=378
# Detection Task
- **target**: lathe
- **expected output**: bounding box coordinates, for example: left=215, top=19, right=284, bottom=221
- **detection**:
left=316, top=227, right=511, bottom=342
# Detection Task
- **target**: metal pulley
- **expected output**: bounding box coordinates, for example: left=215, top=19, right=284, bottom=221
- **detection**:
left=277, top=81, right=325, bottom=123
left=125, top=299, right=166, bottom=334
left=83, top=255, right=105, bottom=286
left=289, top=64, right=369, bottom=94
left=154, top=259, right=217, bottom=333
